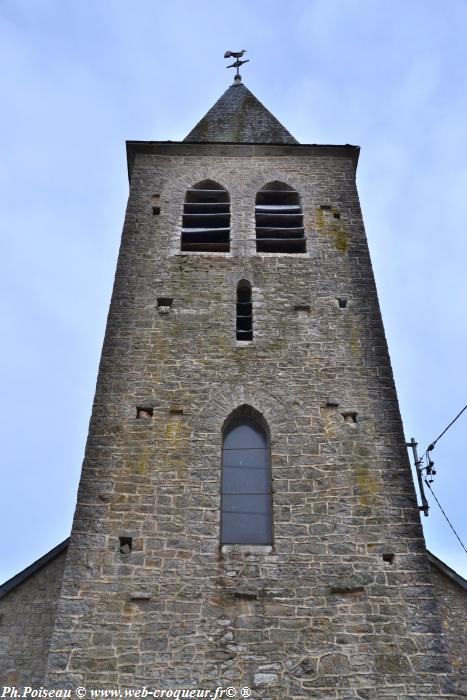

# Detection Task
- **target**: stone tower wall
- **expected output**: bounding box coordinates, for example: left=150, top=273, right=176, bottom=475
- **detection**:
left=45, top=144, right=456, bottom=697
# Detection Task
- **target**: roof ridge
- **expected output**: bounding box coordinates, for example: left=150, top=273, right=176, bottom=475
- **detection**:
left=0, top=538, right=70, bottom=598
left=427, top=549, right=467, bottom=590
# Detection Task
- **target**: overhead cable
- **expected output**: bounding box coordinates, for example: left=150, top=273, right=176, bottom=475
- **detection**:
left=427, top=403, right=467, bottom=452
left=424, top=479, right=467, bottom=555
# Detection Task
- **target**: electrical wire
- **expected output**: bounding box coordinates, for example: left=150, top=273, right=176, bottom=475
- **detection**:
left=424, top=478, right=467, bottom=555
left=427, top=403, right=467, bottom=452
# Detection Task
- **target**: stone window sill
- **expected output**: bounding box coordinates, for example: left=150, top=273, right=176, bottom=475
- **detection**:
left=172, top=252, right=232, bottom=257
left=220, top=544, right=273, bottom=555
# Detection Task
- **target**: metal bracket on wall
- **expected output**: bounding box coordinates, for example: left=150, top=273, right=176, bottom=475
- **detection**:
left=406, top=437, right=429, bottom=517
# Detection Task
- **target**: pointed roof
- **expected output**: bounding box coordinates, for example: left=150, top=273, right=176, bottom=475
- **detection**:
left=184, top=82, right=298, bottom=144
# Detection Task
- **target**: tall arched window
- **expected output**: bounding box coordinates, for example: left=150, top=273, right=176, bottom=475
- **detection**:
left=221, top=410, right=272, bottom=545
left=255, top=181, right=305, bottom=253
left=236, top=280, right=253, bottom=341
left=181, top=180, right=230, bottom=252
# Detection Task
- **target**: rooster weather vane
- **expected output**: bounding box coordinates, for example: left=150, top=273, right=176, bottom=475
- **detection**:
left=224, top=49, right=249, bottom=83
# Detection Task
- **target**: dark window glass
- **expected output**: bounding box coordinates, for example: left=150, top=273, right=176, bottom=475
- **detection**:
left=236, top=282, right=253, bottom=341
left=221, top=418, right=272, bottom=544
left=255, top=181, right=305, bottom=254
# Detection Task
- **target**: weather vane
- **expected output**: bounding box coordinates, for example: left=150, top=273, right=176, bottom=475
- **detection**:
left=224, top=50, right=249, bottom=83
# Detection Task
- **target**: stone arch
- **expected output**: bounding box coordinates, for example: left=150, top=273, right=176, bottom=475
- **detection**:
left=248, top=171, right=304, bottom=199
left=258, top=179, right=300, bottom=193
left=189, top=178, right=229, bottom=192
left=192, top=383, right=298, bottom=445
left=222, top=403, right=270, bottom=440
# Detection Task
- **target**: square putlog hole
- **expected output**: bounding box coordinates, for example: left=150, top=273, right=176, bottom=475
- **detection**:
left=157, top=297, right=174, bottom=314
left=341, top=411, right=358, bottom=424
left=119, top=537, right=132, bottom=554
left=157, top=297, right=173, bottom=307
left=169, top=406, right=184, bottom=416
left=136, top=406, right=153, bottom=419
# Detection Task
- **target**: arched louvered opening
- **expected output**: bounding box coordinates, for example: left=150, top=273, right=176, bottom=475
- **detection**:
left=181, top=180, right=230, bottom=252
left=221, top=407, right=272, bottom=545
left=236, top=280, right=253, bottom=341
left=255, top=181, right=305, bottom=254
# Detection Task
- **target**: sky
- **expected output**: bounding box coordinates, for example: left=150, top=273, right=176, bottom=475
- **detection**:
left=1, top=0, right=466, bottom=583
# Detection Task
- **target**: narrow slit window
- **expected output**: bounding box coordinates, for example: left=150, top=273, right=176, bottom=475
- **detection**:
left=236, top=281, right=252, bottom=341
left=181, top=180, right=230, bottom=252
left=221, top=412, right=272, bottom=545
left=255, top=181, right=305, bottom=254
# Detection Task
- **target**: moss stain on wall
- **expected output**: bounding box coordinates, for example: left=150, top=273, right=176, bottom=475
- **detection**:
left=315, top=207, right=349, bottom=253
left=355, top=464, right=379, bottom=506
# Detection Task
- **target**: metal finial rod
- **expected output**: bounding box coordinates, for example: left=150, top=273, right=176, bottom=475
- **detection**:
left=224, top=49, right=249, bottom=83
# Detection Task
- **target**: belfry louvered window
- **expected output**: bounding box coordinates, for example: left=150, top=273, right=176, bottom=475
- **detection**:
left=255, top=181, right=305, bottom=254
left=236, top=281, right=253, bottom=341
left=181, top=180, right=230, bottom=252
left=221, top=413, right=272, bottom=545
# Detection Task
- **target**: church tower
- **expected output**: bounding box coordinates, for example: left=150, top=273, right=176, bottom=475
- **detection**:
left=44, top=76, right=456, bottom=696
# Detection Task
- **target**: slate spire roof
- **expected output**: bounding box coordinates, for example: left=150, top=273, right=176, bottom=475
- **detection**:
left=184, top=82, right=298, bottom=144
